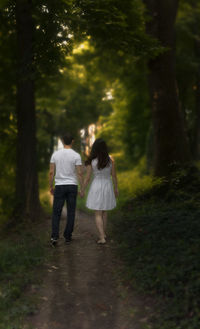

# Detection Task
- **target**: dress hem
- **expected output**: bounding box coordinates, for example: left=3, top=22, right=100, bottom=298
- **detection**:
left=86, top=206, right=116, bottom=211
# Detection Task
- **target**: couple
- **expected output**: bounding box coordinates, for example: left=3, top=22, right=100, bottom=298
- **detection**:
left=49, top=132, right=118, bottom=246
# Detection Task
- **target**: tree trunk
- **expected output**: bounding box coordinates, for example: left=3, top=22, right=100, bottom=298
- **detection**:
left=16, top=0, right=40, bottom=219
left=193, top=72, right=200, bottom=159
left=192, top=5, right=200, bottom=160
left=143, top=0, right=191, bottom=177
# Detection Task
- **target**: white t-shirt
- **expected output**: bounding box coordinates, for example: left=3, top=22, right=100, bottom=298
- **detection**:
left=50, top=148, right=82, bottom=185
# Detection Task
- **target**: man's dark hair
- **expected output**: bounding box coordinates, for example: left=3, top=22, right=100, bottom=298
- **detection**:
left=61, top=133, right=74, bottom=145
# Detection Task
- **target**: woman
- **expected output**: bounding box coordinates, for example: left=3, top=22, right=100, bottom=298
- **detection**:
left=83, top=138, right=118, bottom=244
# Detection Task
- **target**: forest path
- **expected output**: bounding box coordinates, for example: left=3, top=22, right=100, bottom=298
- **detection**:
left=27, top=210, right=153, bottom=329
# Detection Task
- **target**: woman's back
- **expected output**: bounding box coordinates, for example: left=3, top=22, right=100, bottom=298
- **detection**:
left=91, top=158, right=111, bottom=179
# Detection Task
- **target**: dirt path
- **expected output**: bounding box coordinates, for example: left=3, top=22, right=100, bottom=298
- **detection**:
left=28, top=210, right=153, bottom=329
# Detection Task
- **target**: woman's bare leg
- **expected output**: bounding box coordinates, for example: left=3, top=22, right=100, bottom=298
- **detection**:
left=95, top=210, right=106, bottom=243
left=102, top=211, right=107, bottom=238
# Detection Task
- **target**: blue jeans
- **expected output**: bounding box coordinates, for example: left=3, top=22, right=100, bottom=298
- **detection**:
left=51, top=185, right=78, bottom=240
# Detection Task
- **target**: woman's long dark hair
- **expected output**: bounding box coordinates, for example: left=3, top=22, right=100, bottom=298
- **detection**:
left=85, top=138, right=110, bottom=169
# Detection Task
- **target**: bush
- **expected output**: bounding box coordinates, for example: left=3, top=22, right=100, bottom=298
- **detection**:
left=110, top=168, right=200, bottom=329
left=0, top=233, right=46, bottom=329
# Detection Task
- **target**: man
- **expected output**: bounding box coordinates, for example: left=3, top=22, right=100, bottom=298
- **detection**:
left=49, top=133, right=84, bottom=246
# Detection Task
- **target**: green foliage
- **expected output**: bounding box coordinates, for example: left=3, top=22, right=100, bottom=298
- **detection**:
left=39, top=171, right=52, bottom=214
left=74, top=0, right=160, bottom=59
left=0, top=2, right=17, bottom=220
left=110, top=168, right=200, bottom=329
left=0, top=0, right=9, bottom=9
left=0, top=125, right=16, bottom=223
left=115, top=157, right=159, bottom=206
left=176, top=1, right=200, bottom=153
left=97, top=60, right=151, bottom=163
left=0, top=232, right=46, bottom=328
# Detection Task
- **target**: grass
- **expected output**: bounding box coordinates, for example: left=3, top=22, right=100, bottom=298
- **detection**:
left=117, top=168, right=160, bottom=207
left=0, top=231, right=47, bottom=329
left=110, top=166, right=200, bottom=329
left=0, top=171, right=51, bottom=329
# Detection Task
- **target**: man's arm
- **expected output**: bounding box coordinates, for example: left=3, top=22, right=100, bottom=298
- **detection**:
left=75, top=165, right=84, bottom=196
left=83, top=165, right=92, bottom=191
left=49, top=163, right=55, bottom=195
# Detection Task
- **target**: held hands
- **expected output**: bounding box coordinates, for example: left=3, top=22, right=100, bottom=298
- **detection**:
left=79, top=189, right=85, bottom=198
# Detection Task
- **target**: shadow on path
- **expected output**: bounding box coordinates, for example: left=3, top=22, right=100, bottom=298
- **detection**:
left=28, top=210, right=153, bottom=329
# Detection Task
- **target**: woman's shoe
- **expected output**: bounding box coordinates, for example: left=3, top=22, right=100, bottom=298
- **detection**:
left=97, top=238, right=106, bottom=244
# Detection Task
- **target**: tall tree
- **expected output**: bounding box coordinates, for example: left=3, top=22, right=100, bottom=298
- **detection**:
left=175, top=1, right=200, bottom=159
left=16, top=0, right=40, bottom=218
left=190, top=2, right=200, bottom=159
left=143, top=0, right=191, bottom=176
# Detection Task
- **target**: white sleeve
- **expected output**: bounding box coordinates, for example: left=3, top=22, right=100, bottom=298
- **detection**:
left=75, top=154, right=82, bottom=166
left=50, top=153, right=55, bottom=163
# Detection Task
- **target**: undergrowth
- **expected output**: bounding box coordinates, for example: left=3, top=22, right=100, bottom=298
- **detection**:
left=0, top=171, right=50, bottom=329
left=111, top=166, right=200, bottom=329
left=0, top=231, right=46, bottom=329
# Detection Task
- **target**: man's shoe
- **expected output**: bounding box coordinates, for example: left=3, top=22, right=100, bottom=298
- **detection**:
left=50, top=238, right=58, bottom=247
left=65, top=238, right=71, bottom=245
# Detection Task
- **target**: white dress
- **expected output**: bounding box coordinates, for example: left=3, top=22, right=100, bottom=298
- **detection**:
left=86, top=158, right=116, bottom=210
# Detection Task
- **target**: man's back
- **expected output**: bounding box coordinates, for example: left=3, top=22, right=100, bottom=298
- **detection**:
left=50, top=148, right=82, bottom=185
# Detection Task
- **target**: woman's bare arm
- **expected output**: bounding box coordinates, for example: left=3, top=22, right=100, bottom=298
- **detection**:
left=111, top=158, right=119, bottom=197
